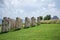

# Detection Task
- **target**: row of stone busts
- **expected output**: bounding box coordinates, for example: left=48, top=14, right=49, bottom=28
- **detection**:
left=1, top=17, right=41, bottom=33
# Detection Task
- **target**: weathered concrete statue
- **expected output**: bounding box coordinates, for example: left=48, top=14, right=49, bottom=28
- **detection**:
left=31, top=17, right=36, bottom=27
left=2, top=17, right=9, bottom=33
left=25, top=17, right=30, bottom=28
left=15, top=17, right=22, bottom=30
left=37, top=17, right=40, bottom=25
left=8, top=18, right=16, bottom=30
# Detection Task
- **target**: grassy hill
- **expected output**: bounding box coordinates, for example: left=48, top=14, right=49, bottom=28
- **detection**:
left=0, top=24, right=60, bottom=40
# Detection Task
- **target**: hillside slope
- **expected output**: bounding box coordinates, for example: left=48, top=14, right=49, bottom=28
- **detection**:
left=0, top=24, right=60, bottom=40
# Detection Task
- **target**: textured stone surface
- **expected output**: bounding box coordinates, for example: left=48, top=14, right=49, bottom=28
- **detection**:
left=37, top=17, right=40, bottom=25
left=2, top=17, right=9, bottom=33
left=31, top=17, right=36, bottom=27
left=15, top=17, right=22, bottom=30
left=25, top=17, right=30, bottom=28
left=8, top=18, right=16, bottom=30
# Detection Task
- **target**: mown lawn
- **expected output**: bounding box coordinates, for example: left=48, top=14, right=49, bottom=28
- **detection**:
left=0, top=24, right=60, bottom=40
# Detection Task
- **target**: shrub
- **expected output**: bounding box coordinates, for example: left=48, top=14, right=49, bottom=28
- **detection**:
left=56, top=20, right=60, bottom=24
left=40, top=20, right=60, bottom=24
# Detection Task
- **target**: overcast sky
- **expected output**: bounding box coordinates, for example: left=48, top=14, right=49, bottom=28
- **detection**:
left=0, top=0, right=60, bottom=19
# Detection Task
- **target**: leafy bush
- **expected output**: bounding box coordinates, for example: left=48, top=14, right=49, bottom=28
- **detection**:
left=44, top=15, right=51, bottom=20
left=56, top=20, right=60, bottom=24
left=41, top=20, right=60, bottom=24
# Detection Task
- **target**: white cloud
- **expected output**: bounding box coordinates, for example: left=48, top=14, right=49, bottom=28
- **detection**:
left=41, top=0, right=45, bottom=2
left=20, top=9, right=24, bottom=13
left=0, top=0, right=60, bottom=19
left=48, top=3, right=56, bottom=8
left=36, top=10, right=40, bottom=13
left=32, top=0, right=37, bottom=3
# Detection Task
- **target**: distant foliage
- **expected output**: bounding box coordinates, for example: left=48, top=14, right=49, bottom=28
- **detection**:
left=52, top=16, right=59, bottom=19
left=44, top=15, right=51, bottom=20
left=0, top=24, right=2, bottom=26
left=41, top=20, right=60, bottom=24
left=39, top=16, right=43, bottom=20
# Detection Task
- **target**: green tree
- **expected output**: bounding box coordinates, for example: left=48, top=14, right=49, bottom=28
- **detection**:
left=44, top=15, right=51, bottom=20
left=39, top=16, right=43, bottom=20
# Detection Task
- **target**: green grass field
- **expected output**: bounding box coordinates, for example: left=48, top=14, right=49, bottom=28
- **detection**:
left=0, top=26, right=1, bottom=32
left=0, top=24, right=60, bottom=40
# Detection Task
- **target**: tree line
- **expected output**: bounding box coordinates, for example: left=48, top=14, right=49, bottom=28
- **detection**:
left=39, top=15, right=59, bottom=20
